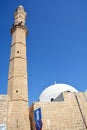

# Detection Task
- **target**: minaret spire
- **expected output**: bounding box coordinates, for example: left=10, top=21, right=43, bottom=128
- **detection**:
left=7, top=5, right=30, bottom=130
left=8, top=5, right=28, bottom=101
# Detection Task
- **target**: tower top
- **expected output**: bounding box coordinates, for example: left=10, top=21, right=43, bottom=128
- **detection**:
left=14, top=5, right=26, bottom=26
left=19, top=5, right=24, bottom=8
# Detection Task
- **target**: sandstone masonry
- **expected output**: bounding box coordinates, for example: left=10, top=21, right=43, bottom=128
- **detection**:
left=30, top=92, right=87, bottom=130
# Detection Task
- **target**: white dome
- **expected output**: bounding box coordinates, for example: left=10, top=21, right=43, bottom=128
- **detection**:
left=39, top=83, right=78, bottom=102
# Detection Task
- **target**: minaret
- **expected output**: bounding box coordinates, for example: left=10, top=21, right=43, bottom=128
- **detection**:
left=7, top=6, right=30, bottom=130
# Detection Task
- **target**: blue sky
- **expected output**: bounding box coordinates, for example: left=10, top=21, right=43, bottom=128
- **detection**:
left=0, top=0, right=87, bottom=105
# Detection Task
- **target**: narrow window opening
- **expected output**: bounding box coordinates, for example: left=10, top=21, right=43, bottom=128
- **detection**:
left=51, top=98, right=54, bottom=102
left=16, top=90, right=18, bottom=93
left=17, top=51, right=19, bottom=53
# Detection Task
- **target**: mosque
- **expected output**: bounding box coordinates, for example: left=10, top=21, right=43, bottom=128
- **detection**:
left=0, top=5, right=87, bottom=130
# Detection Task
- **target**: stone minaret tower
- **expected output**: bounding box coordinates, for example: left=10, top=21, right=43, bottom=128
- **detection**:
left=7, top=5, right=30, bottom=130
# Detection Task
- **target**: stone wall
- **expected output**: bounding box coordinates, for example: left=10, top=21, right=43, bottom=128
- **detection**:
left=7, top=100, right=30, bottom=130
left=30, top=92, right=87, bottom=130
left=0, top=95, right=7, bottom=126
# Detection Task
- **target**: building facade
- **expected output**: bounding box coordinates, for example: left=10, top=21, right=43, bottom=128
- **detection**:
left=30, top=92, right=87, bottom=130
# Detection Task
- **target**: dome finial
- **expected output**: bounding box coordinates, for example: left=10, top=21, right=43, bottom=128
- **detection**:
left=54, top=81, right=57, bottom=85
